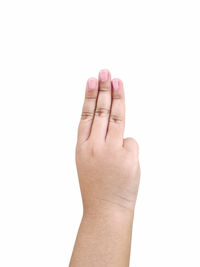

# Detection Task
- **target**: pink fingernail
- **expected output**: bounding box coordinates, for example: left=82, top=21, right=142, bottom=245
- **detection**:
left=99, top=70, right=109, bottom=82
left=112, top=79, right=119, bottom=90
left=88, top=78, right=97, bottom=89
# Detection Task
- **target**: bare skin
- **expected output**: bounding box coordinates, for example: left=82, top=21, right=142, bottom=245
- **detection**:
left=69, top=70, right=140, bottom=267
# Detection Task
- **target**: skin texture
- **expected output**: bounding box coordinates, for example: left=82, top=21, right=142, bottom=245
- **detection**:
left=69, top=70, right=140, bottom=267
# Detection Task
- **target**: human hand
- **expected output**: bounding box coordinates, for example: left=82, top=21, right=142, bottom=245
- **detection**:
left=76, top=69, right=140, bottom=216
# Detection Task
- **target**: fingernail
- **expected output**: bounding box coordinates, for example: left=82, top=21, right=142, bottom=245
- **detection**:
left=99, top=70, right=109, bottom=82
left=112, top=79, right=119, bottom=90
left=88, top=78, right=97, bottom=89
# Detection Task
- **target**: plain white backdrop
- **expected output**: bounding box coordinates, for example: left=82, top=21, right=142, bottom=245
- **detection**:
left=0, top=0, right=200, bottom=266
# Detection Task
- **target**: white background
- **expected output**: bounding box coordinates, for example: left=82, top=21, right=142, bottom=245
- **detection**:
left=0, top=0, right=200, bottom=266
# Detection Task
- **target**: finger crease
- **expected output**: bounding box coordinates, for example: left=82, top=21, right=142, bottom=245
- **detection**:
left=99, top=88, right=111, bottom=92
left=109, top=115, right=123, bottom=123
left=85, top=96, right=97, bottom=100
left=112, top=96, right=122, bottom=100
left=95, top=108, right=110, bottom=117
left=81, top=111, right=94, bottom=120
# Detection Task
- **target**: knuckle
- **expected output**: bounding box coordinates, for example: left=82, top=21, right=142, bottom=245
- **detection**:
left=99, top=84, right=111, bottom=92
left=129, top=138, right=139, bottom=147
left=132, top=139, right=139, bottom=150
left=124, top=138, right=139, bottom=154
left=85, top=96, right=97, bottom=100
left=95, top=107, right=110, bottom=117
left=109, top=114, right=123, bottom=123
left=112, top=95, right=122, bottom=99
left=81, top=110, right=94, bottom=120
left=130, top=139, right=139, bottom=152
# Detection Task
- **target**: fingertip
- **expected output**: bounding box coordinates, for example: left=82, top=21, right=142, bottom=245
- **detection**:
left=87, top=77, right=98, bottom=90
left=99, top=69, right=111, bottom=82
left=111, top=78, right=124, bottom=98
left=112, top=78, right=123, bottom=88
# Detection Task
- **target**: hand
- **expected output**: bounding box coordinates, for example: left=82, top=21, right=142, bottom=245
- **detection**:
left=76, top=69, right=140, bottom=216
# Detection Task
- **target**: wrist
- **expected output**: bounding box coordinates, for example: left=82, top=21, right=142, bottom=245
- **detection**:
left=82, top=199, right=135, bottom=223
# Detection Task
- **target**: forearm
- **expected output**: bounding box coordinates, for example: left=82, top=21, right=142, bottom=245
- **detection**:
left=69, top=207, right=134, bottom=267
